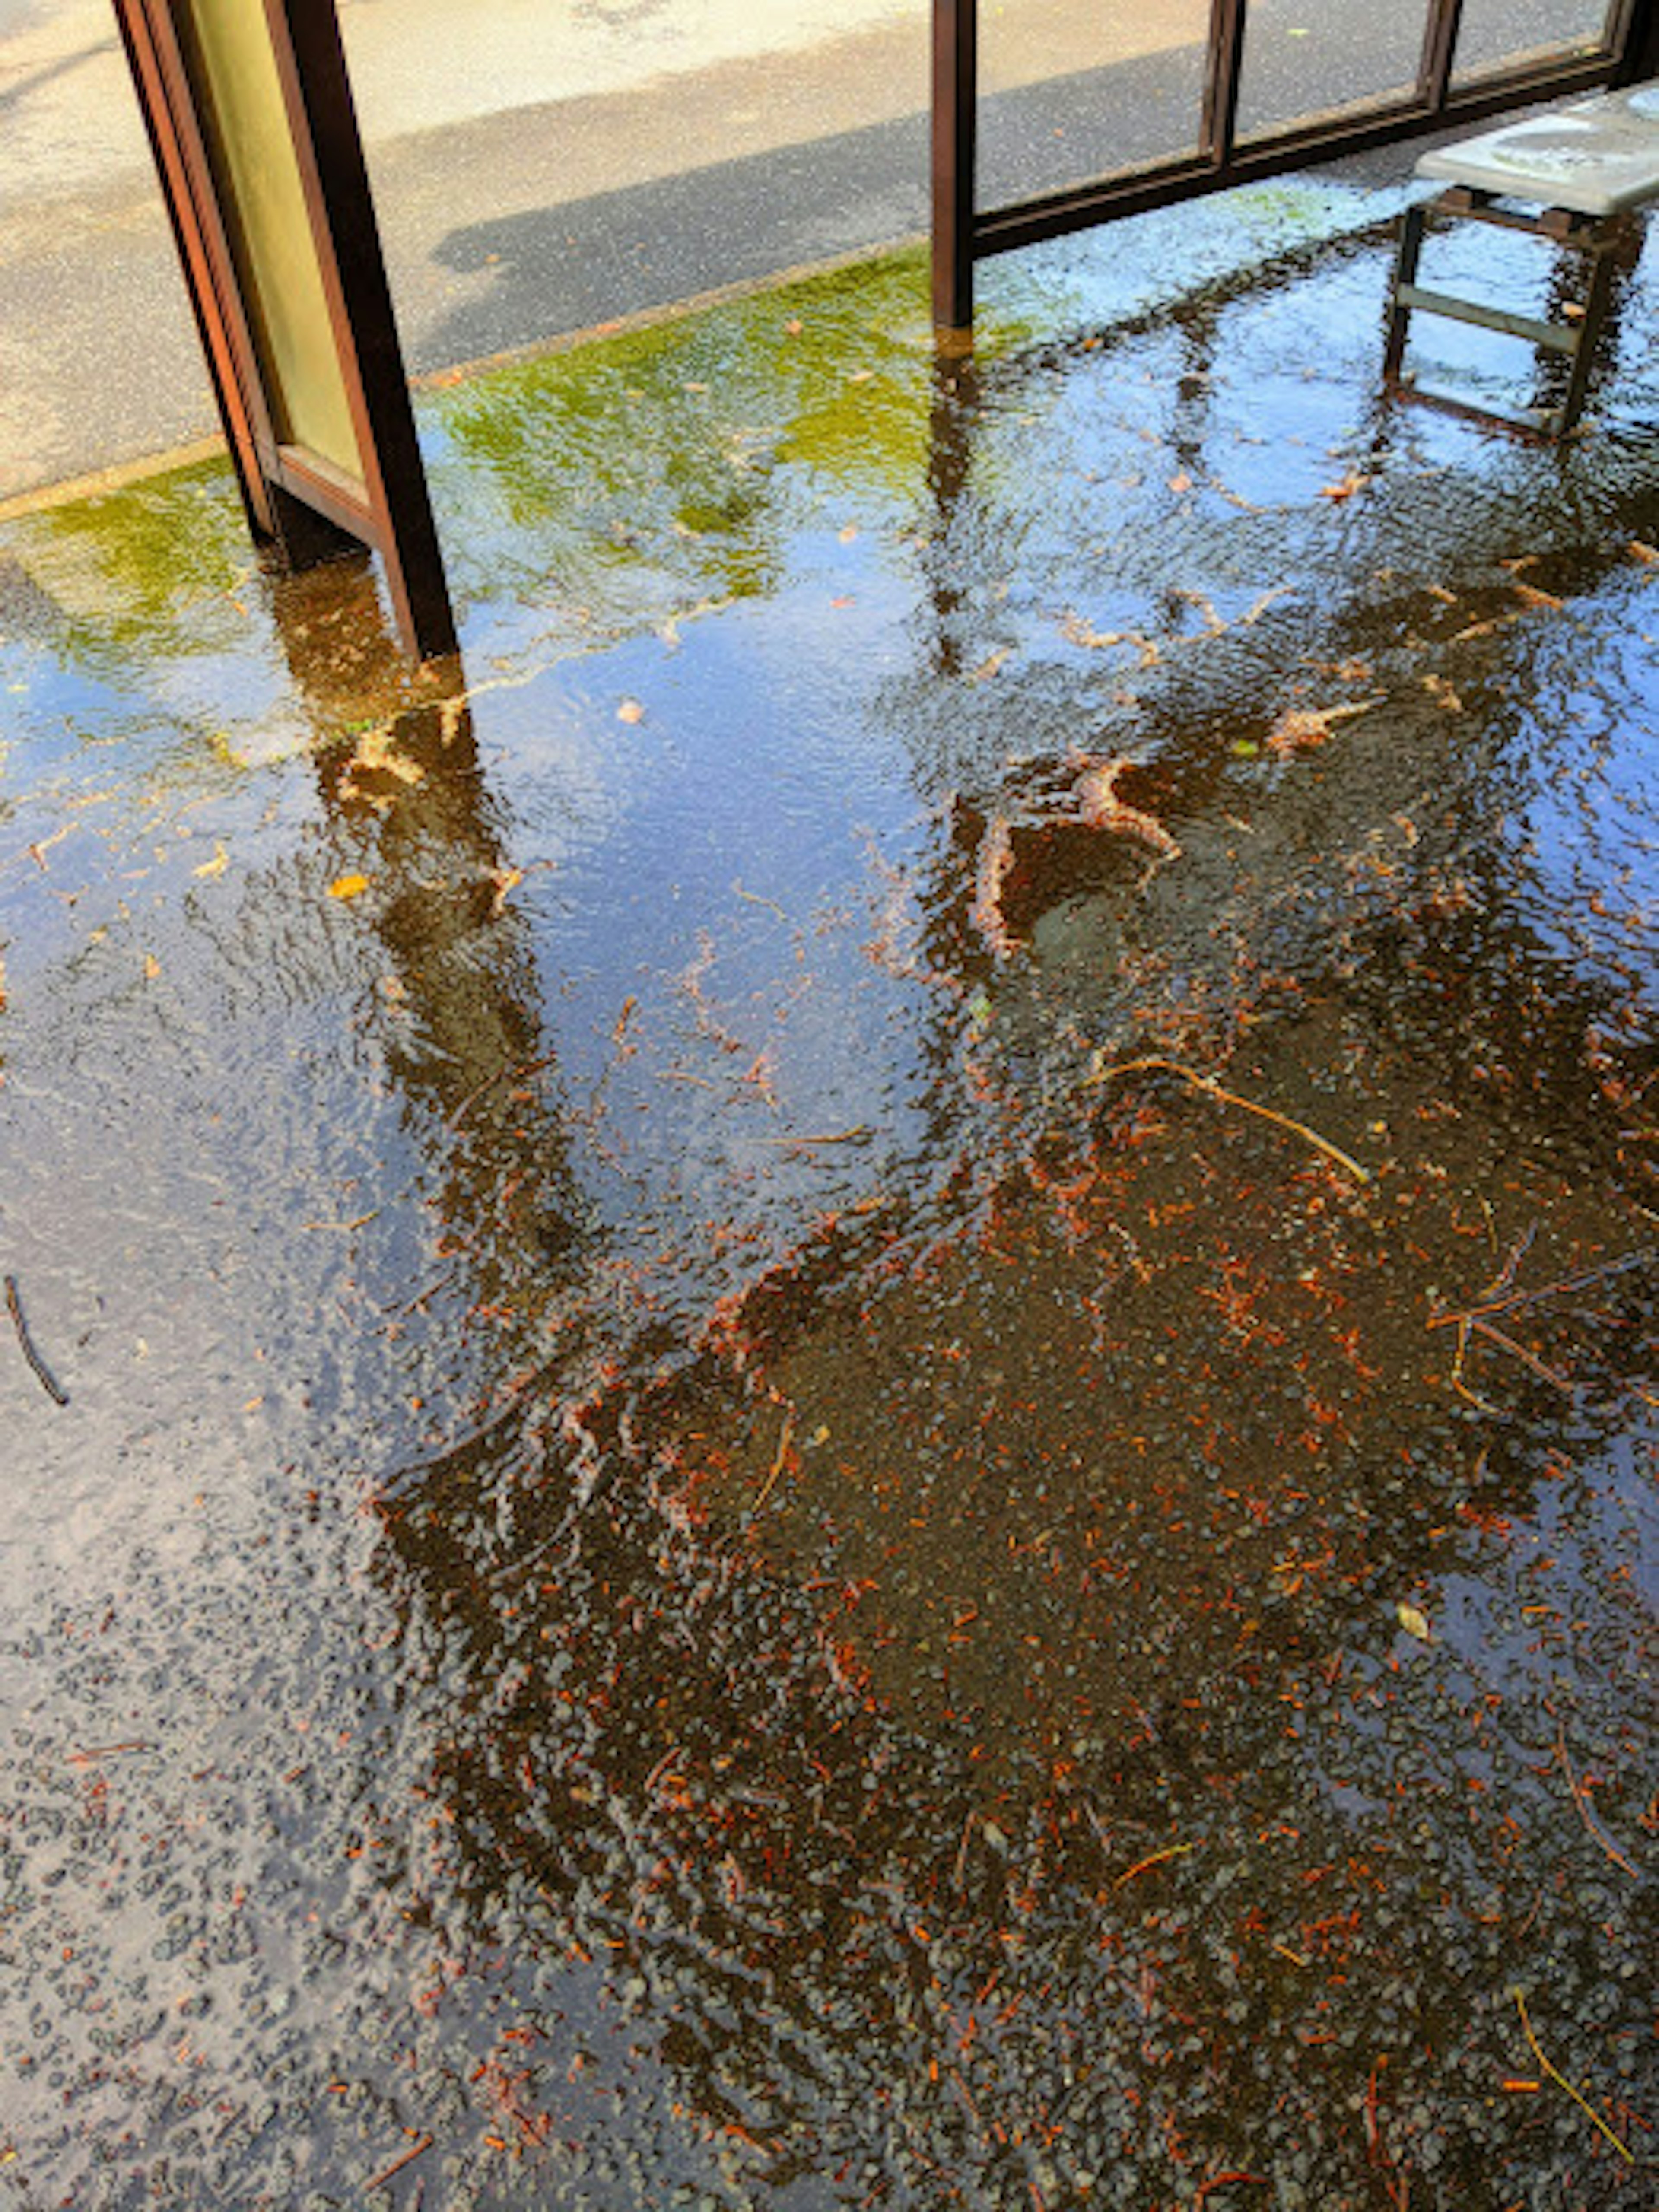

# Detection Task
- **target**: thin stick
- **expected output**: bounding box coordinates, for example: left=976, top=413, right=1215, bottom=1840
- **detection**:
left=1427, top=1247, right=1654, bottom=1330
left=5, top=1275, right=68, bottom=1406
left=750, top=1412, right=795, bottom=1513
left=1512, top=1989, right=1632, bottom=2162
left=748, top=1127, right=871, bottom=1147
left=1085, top=1057, right=1370, bottom=1184
left=1468, top=1319, right=1574, bottom=1397
left=446, top=1052, right=558, bottom=1133
left=952, top=1811, right=977, bottom=1893
left=1114, top=1840, right=1196, bottom=1887
left=1555, top=1726, right=1638, bottom=1878
left=366, top=2133, right=434, bottom=2191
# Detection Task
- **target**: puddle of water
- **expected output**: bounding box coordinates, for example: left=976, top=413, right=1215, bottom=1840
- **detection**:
left=0, top=202, right=1654, bottom=2210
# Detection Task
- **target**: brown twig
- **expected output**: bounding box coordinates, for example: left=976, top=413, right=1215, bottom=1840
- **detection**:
left=1114, top=1840, right=1196, bottom=1887
left=1468, top=1319, right=1574, bottom=1396
left=366, top=2133, right=434, bottom=2191
left=445, top=1052, right=558, bottom=1133
left=1512, top=1990, right=1632, bottom=2162
left=1555, top=1726, right=1639, bottom=1878
left=750, top=1411, right=795, bottom=1513
left=1085, top=1057, right=1370, bottom=1185
left=1427, top=1246, right=1654, bottom=1330
left=5, top=1275, right=68, bottom=1406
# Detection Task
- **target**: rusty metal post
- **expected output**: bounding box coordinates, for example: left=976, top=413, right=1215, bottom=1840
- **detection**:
left=1200, top=0, right=1248, bottom=164
left=109, top=0, right=456, bottom=664
left=1613, top=0, right=1659, bottom=84
left=1415, top=0, right=1466, bottom=110
left=932, top=0, right=977, bottom=331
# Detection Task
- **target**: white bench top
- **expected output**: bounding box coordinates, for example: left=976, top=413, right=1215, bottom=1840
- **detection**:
left=1416, top=82, right=1659, bottom=216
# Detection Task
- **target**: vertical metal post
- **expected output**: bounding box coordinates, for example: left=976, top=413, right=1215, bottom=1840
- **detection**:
left=1382, top=199, right=1429, bottom=384
left=932, top=0, right=977, bottom=331
left=270, top=0, right=457, bottom=661
left=111, top=0, right=456, bottom=664
left=1415, top=0, right=1465, bottom=111
left=1612, top=0, right=1659, bottom=83
left=1555, top=229, right=1622, bottom=433
left=1200, top=0, right=1248, bottom=164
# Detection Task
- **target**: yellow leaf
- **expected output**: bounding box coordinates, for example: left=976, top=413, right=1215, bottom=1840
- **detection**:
left=328, top=874, right=370, bottom=901
left=1397, top=1601, right=1432, bottom=1642
left=192, top=842, right=230, bottom=880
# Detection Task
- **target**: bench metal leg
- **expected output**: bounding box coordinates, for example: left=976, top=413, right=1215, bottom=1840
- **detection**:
left=1554, top=230, right=1623, bottom=435
left=1383, top=200, right=1429, bottom=386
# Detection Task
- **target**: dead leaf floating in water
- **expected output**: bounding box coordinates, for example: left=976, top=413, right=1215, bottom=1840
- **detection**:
left=1265, top=697, right=1383, bottom=757
left=1397, top=1601, right=1432, bottom=1643
left=1072, top=756, right=1182, bottom=858
left=328, top=874, right=370, bottom=901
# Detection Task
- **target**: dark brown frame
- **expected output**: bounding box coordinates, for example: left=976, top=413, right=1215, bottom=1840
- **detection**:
left=934, top=0, right=1658, bottom=327
left=111, top=0, right=456, bottom=661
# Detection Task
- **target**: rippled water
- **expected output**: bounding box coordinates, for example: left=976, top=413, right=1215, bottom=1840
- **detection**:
left=1, top=189, right=1654, bottom=2209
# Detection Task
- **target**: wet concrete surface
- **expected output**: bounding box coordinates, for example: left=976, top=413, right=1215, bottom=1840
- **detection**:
left=0, top=182, right=1655, bottom=2209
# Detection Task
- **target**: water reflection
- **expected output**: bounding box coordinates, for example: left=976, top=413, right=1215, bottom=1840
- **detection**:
left=364, top=254, right=1654, bottom=2206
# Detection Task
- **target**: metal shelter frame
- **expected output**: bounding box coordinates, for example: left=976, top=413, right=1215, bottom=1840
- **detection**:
left=112, top=0, right=455, bottom=662
left=933, top=0, right=1659, bottom=328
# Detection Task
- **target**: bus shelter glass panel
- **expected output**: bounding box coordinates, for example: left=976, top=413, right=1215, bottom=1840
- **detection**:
left=978, top=0, right=1212, bottom=210
left=1235, top=0, right=1432, bottom=145
left=1451, top=0, right=1614, bottom=86
left=174, top=0, right=363, bottom=480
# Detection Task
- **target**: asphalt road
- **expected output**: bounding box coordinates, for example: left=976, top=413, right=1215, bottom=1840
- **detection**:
left=0, top=0, right=1605, bottom=499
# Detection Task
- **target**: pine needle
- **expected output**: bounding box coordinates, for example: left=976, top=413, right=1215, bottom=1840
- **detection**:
left=1085, top=1056, right=1371, bottom=1184
left=1511, top=1989, right=1633, bottom=2162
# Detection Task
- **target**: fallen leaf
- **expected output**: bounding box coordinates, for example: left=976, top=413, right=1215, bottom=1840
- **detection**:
left=1629, top=540, right=1659, bottom=564
left=1059, top=611, right=1123, bottom=650
left=487, top=865, right=523, bottom=916
left=1073, top=756, right=1182, bottom=858
left=838, top=526, right=859, bottom=545
left=1168, top=470, right=1193, bottom=495
left=617, top=698, right=645, bottom=725
left=328, top=874, right=370, bottom=901
left=1320, top=471, right=1371, bottom=501
left=1265, top=697, right=1383, bottom=756
left=967, top=647, right=1011, bottom=683
left=1512, top=581, right=1563, bottom=611
left=1397, top=1601, right=1432, bottom=1643
left=192, top=841, right=230, bottom=880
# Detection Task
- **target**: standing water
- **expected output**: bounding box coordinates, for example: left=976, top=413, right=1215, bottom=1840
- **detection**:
left=0, top=190, right=1653, bottom=2209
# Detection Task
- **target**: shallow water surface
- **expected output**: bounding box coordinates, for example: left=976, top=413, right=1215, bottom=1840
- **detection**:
left=0, top=196, right=1654, bottom=2210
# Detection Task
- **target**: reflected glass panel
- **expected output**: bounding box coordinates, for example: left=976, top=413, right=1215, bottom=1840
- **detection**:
left=978, top=0, right=1211, bottom=209
left=1236, top=0, right=1430, bottom=144
left=1452, top=0, right=1613, bottom=85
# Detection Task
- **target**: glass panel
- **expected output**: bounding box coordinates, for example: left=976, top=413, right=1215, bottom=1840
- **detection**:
left=1452, top=0, right=1614, bottom=86
left=1235, top=0, right=1430, bottom=145
left=978, top=0, right=1212, bottom=210
left=175, top=0, right=363, bottom=481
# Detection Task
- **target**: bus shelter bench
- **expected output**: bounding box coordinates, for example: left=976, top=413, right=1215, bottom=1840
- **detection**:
left=1384, top=82, right=1659, bottom=438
